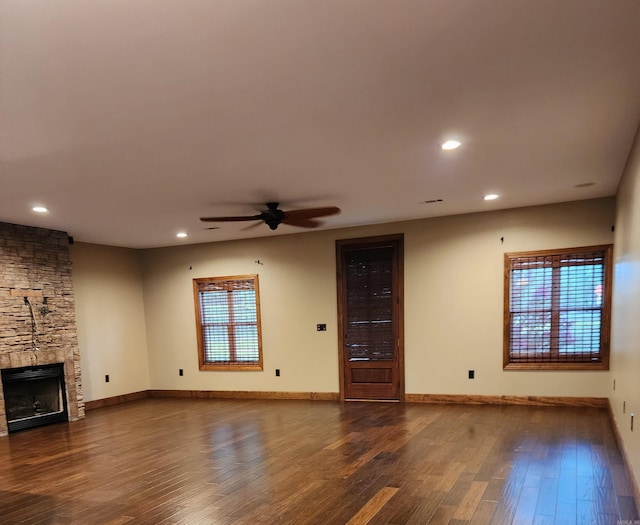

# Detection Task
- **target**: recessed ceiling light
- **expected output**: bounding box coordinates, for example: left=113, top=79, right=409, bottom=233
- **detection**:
left=441, top=140, right=461, bottom=151
left=176, top=232, right=188, bottom=238
left=32, top=206, right=48, bottom=213
left=484, top=194, right=499, bottom=201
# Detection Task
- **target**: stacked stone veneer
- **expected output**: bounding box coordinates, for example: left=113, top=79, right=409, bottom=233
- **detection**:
left=0, top=222, right=84, bottom=436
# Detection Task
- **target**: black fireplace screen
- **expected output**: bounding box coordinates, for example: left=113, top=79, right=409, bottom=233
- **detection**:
left=1, top=363, right=69, bottom=433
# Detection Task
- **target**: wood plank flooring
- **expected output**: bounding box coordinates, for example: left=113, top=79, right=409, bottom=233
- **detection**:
left=0, top=398, right=637, bottom=524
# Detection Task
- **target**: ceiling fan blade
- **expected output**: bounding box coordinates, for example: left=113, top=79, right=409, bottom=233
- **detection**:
left=241, top=221, right=263, bottom=231
left=200, top=214, right=262, bottom=222
left=281, top=217, right=322, bottom=228
left=282, top=206, right=341, bottom=221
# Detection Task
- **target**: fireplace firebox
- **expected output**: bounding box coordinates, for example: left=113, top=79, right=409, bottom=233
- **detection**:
left=1, top=363, right=69, bottom=433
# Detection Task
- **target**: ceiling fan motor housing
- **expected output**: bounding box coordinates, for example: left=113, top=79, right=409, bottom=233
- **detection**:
left=263, top=207, right=285, bottom=230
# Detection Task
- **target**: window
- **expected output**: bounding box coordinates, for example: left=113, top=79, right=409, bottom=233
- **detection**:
left=193, top=275, right=263, bottom=371
left=504, top=245, right=612, bottom=370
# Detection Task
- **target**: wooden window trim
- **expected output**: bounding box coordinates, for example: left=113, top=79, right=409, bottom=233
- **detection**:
left=193, top=275, right=264, bottom=371
left=503, top=245, right=612, bottom=371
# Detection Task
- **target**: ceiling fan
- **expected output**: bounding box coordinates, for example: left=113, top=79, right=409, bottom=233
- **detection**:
left=200, top=202, right=341, bottom=230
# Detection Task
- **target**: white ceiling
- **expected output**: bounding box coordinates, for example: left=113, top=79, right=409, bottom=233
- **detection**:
left=1, top=0, right=639, bottom=249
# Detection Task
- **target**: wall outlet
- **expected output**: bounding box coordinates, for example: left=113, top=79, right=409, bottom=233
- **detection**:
left=275, top=369, right=280, bottom=377
left=179, top=369, right=184, bottom=376
left=468, top=370, right=475, bottom=379
left=317, top=323, right=327, bottom=331
left=105, top=374, right=110, bottom=383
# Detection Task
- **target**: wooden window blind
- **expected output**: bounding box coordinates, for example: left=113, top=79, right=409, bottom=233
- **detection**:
left=504, top=245, right=612, bottom=370
left=193, top=275, right=263, bottom=371
left=345, top=247, right=395, bottom=361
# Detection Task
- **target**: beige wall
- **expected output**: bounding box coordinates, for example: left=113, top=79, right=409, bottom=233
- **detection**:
left=404, top=199, right=614, bottom=396
left=139, top=197, right=614, bottom=397
left=71, top=243, right=150, bottom=401
left=611, top=127, right=640, bottom=490
left=69, top=198, right=616, bottom=401
left=141, top=227, right=344, bottom=393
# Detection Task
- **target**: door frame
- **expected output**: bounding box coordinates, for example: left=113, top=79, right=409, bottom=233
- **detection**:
left=335, top=234, right=405, bottom=401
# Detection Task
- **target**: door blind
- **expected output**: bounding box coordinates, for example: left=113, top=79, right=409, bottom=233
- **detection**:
left=345, top=247, right=394, bottom=361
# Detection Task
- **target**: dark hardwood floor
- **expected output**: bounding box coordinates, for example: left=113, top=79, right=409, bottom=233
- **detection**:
left=0, top=398, right=637, bottom=524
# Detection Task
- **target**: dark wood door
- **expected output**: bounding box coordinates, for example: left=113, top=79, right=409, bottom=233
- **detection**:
left=336, top=235, right=404, bottom=401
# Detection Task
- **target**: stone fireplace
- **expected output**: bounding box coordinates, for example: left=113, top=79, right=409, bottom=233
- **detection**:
left=0, top=222, right=84, bottom=436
